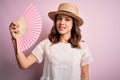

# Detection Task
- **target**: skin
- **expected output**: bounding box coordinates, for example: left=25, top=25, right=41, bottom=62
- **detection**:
left=56, top=14, right=73, bottom=43
left=9, top=14, right=89, bottom=80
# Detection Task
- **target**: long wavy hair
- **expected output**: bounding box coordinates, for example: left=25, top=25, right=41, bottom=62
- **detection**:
left=48, top=15, right=82, bottom=48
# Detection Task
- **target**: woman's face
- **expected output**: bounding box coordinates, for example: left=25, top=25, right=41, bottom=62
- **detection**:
left=56, top=14, right=73, bottom=35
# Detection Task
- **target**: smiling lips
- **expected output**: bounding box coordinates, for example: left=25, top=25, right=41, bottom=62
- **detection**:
left=58, top=26, right=66, bottom=31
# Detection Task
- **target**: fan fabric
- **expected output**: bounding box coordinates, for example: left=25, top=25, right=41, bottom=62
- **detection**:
left=18, top=3, right=42, bottom=52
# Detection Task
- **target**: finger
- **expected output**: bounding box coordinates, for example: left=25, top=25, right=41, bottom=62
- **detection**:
left=10, top=29, right=16, bottom=34
left=15, top=29, right=20, bottom=34
left=9, top=21, right=19, bottom=28
left=9, top=25, right=16, bottom=31
left=12, top=21, right=19, bottom=28
left=9, top=24, right=19, bottom=30
left=10, top=28, right=20, bottom=34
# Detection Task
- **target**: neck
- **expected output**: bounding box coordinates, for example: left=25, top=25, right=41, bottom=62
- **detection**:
left=60, top=34, right=71, bottom=43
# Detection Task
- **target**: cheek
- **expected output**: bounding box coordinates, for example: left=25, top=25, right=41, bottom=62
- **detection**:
left=67, top=22, right=73, bottom=30
left=56, top=21, right=59, bottom=27
left=69, top=26, right=73, bottom=31
left=56, top=22, right=59, bottom=30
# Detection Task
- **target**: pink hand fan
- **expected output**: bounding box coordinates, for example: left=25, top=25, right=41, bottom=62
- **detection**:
left=17, top=3, right=42, bottom=52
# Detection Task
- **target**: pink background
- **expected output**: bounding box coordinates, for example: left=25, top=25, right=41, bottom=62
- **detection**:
left=0, top=0, right=120, bottom=80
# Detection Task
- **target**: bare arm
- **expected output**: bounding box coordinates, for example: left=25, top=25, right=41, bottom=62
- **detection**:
left=16, top=52, right=37, bottom=69
left=81, top=64, right=89, bottom=80
left=9, top=21, right=37, bottom=69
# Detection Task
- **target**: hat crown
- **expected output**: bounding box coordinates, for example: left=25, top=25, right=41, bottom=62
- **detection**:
left=58, top=3, right=78, bottom=16
left=48, top=3, right=84, bottom=26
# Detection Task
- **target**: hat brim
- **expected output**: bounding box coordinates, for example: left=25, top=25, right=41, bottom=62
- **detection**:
left=48, top=11, right=84, bottom=27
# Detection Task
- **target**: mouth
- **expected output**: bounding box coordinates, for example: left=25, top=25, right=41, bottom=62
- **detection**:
left=58, top=26, right=66, bottom=31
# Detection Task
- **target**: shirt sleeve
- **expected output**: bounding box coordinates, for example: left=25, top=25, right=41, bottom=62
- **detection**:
left=80, top=42, right=94, bottom=66
left=32, top=41, right=45, bottom=63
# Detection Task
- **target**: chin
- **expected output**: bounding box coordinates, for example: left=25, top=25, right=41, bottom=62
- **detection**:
left=58, top=31, right=66, bottom=34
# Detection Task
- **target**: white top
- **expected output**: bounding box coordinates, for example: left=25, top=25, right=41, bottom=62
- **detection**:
left=32, top=38, right=94, bottom=80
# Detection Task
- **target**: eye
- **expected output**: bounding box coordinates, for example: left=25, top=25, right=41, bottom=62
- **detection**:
left=56, top=17, right=62, bottom=20
left=65, top=18, right=72, bottom=21
left=65, top=18, right=71, bottom=21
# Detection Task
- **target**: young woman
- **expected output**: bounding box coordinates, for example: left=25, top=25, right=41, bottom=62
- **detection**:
left=9, top=3, right=94, bottom=80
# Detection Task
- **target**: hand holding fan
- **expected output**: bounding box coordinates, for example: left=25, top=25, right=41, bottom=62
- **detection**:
left=17, top=3, right=42, bottom=52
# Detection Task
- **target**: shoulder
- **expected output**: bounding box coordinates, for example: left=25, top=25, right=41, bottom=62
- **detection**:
left=41, top=38, right=51, bottom=43
left=80, top=41, right=89, bottom=50
left=37, top=38, right=51, bottom=47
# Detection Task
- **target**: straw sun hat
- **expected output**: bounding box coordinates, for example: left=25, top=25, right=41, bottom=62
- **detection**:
left=48, top=3, right=84, bottom=27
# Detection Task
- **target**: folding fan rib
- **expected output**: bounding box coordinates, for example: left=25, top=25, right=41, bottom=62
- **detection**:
left=26, top=17, right=42, bottom=24
left=18, top=39, right=25, bottom=51
left=21, top=40, right=25, bottom=51
left=23, top=6, right=37, bottom=18
left=23, top=3, right=35, bottom=16
left=30, top=13, right=40, bottom=19
left=25, top=32, right=36, bottom=42
left=23, top=7, right=41, bottom=18
left=24, top=35, right=35, bottom=46
left=18, top=39, right=22, bottom=51
left=28, top=12, right=40, bottom=19
left=21, top=38, right=28, bottom=51
left=26, top=9, right=38, bottom=17
left=21, top=40, right=29, bottom=51
left=27, top=32, right=39, bottom=40
left=28, top=18, right=42, bottom=23
left=27, top=20, right=42, bottom=26
left=22, top=37, right=32, bottom=49
left=25, top=15, right=42, bottom=24
left=31, top=29, right=42, bottom=34
left=22, top=36, right=34, bottom=48
left=28, top=26, right=42, bottom=33
left=22, top=3, right=33, bottom=15
left=28, top=29, right=40, bottom=34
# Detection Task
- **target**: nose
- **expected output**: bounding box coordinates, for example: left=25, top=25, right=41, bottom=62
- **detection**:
left=60, top=19, right=65, bottom=25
